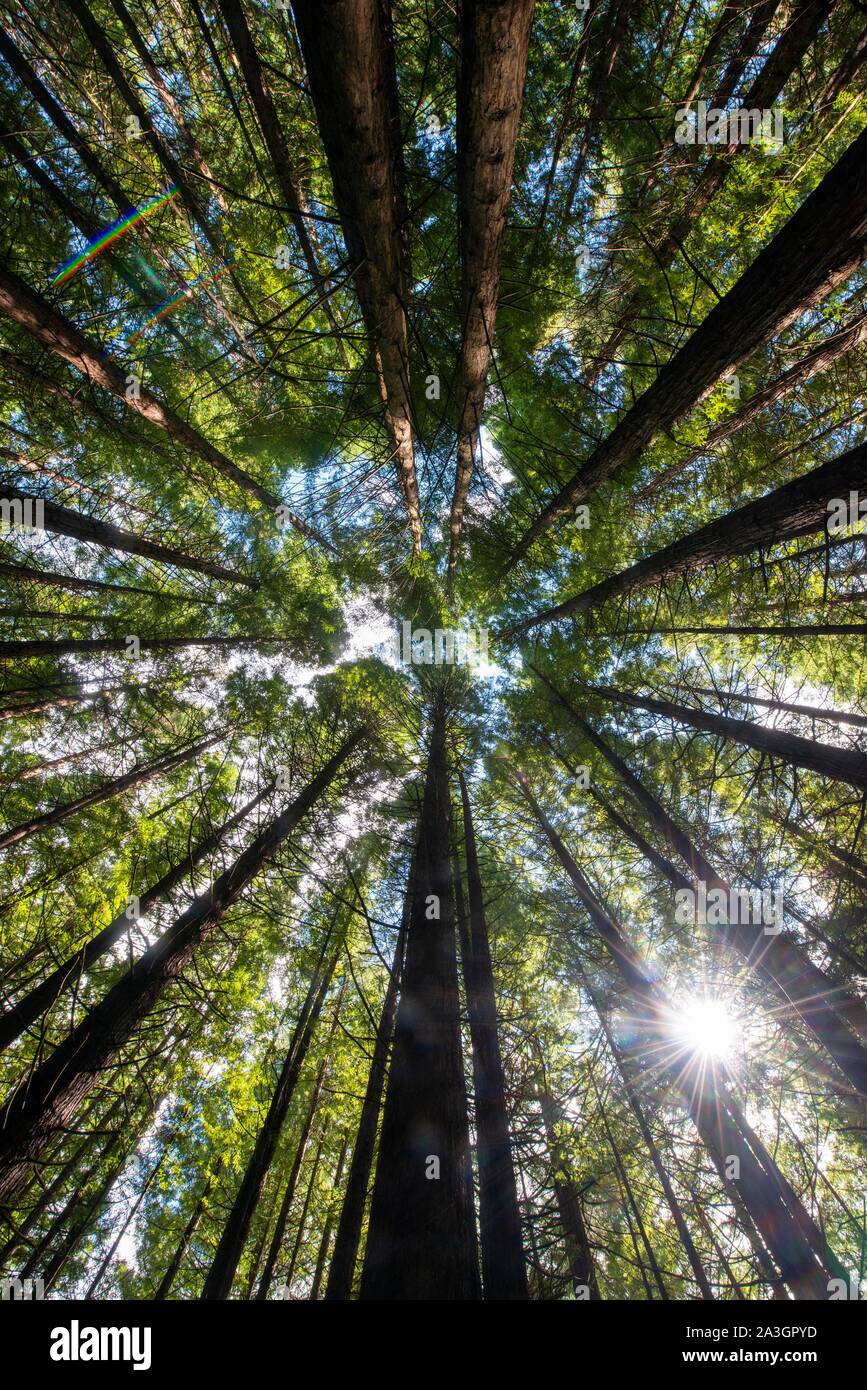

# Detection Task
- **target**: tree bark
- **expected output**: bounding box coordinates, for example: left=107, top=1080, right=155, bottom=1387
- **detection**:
left=308, top=1133, right=350, bottom=1299
left=0, top=487, right=256, bottom=588
left=213, top=0, right=347, bottom=362
left=256, top=1054, right=329, bottom=1300
left=291, top=0, right=423, bottom=552
left=447, top=0, right=535, bottom=582
left=512, top=766, right=840, bottom=1298
left=153, top=1157, right=222, bottom=1299
left=591, top=681, right=867, bottom=798
left=0, top=730, right=227, bottom=854
left=0, top=559, right=217, bottom=605
left=579, top=968, right=714, bottom=1299
left=535, top=673, right=867, bottom=1085
left=683, top=684, right=867, bottom=732
left=0, top=635, right=297, bottom=660
left=539, top=1083, right=600, bottom=1298
left=0, top=264, right=332, bottom=549
left=324, top=905, right=407, bottom=1300
left=200, top=930, right=340, bottom=1298
left=455, top=768, right=528, bottom=1298
left=360, top=696, right=480, bottom=1298
left=636, top=311, right=867, bottom=501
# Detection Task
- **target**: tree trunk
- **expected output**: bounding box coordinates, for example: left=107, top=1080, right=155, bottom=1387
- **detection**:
left=502, top=122, right=867, bottom=571
left=0, top=635, right=296, bottom=660
left=360, top=696, right=480, bottom=1298
left=200, top=932, right=341, bottom=1298
left=0, top=730, right=227, bottom=854
left=683, top=684, right=867, bottom=732
left=455, top=769, right=528, bottom=1298
left=308, top=1133, right=350, bottom=1299
left=637, top=311, right=867, bottom=501
left=0, top=727, right=364, bottom=1204
left=591, top=680, right=867, bottom=798
left=508, top=440, right=867, bottom=632
left=0, top=559, right=217, bottom=606
left=0, top=488, right=254, bottom=588
left=256, top=1053, right=330, bottom=1300
left=213, top=0, right=347, bottom=362
left=447, top=0, right=535, bottom=581
left=539, top=1083, right=600, bottom=1299
left=84, top=1145, right=168, bottom=1298
left=579, top=968, right=714, bottom=1299
left=0, top=1094, right=125, bottom=1267
left=153, top=1157, right=222, bottom=1299
left=283, top=1133, right=324, bottom=1294
left=0, top=784, right=272, bottom=1052
left=0, top=27, right=132, bottom=212
left=0, top=264, right=332, bottom=549
left=291, top=0, right=423, bottom=552
left=324, top=904, right=408, bottom=1300
left=591, top=1067, right=668, bottom=1298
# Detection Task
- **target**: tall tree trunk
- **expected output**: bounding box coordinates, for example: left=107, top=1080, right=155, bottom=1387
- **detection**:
left=256, top=1052, right=331, bottom=1300
left=0, top=784, right=272, bottom=1052
left=508, top=440, right=867, bottom=632
left=0, top=26, right=133, bottom=212
left=200, top=934, right=341, bottom=1298
left=241, top=1182, right=280, bottom=1301
left=308, top=1133, right=350, bottom=1299
left=682, top=684, right=867, bottom=732
left=0, top=728, right=364, bottom=1204
left=502, top=122, right=867, bottom=571
left=0, top=730, right=227, bottom=854
left=590, top=1068, right=668, bottom=1298
left=447, top=0, right=535, bottom=582
left=455, top=769, right=528, bottom=1298
left=213, top=0, right=347, bottom=363
left=589, top=681, right=867, bottom=799
left=324, top=905, right=408, bottom=1300
left=291, top=0, right=423, bottom=552
left=283, top=1133, right=324, bottom=1295
left=636, top=311, right=867, bottom=500
left=0, top=488, right=255, bottom=588
left=538, top=1082, right=600, bottom=1299
left=0, top=636, right=296, bottom=660
left=37, top=1145, right=132, bottom=1294
left=0, top=1095, right=125, bottom=1267
left=0, top=264, right=332, bottom=549
left=360, top=695, right=480, bottom=1298
left=84, top=1146, right=168, bottom=1298
left=579, top=969, right=714, bottom=1299
left=153, top=1157, right=223, bottom=1299
left=0, top=558, right=218, bottom=605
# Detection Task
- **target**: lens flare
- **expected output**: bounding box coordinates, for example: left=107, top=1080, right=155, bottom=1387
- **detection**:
left=673, top=996, right=737, bottom=1060
left=50, top=187, right=180, bottom=287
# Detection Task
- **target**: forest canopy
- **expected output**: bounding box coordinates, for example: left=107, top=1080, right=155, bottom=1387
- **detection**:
left=0, top=0, right=866, bottom=1305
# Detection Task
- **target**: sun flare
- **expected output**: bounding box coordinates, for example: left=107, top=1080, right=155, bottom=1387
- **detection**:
left=673, top=996, right=738, bottom=1061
